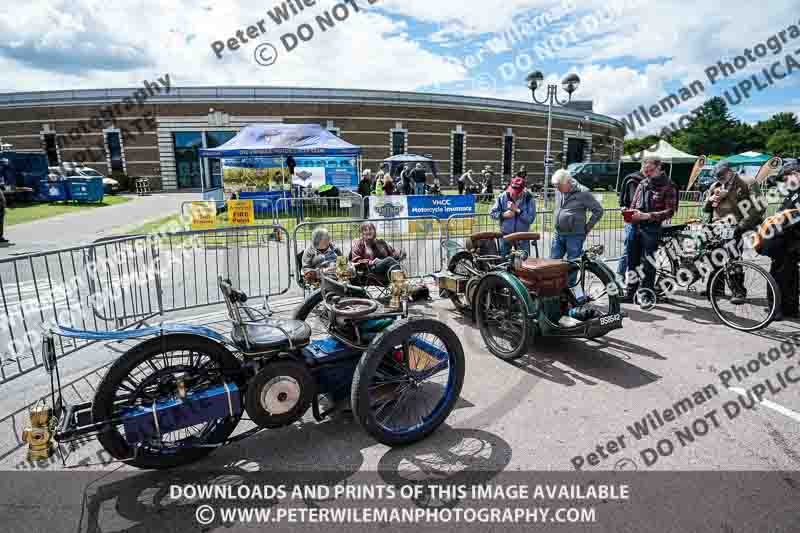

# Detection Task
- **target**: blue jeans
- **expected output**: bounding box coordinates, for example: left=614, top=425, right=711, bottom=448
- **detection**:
left=617, top=223, right=635, bottom=277
left=415, top=182, right=425, bottom=195
left=501, top=238, right=530, bottom=258
left=627, top=223, right=662, bottom=291
left=550, top=233, right=586, bottom=285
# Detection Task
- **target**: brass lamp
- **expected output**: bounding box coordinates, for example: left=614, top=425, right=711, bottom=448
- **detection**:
left=389, top=269, right=409, bottom=309
left=22, top=399, right=54, bottom=461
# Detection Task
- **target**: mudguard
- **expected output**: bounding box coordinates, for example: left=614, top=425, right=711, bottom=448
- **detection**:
left=49, top=323, right=230, bottom=346
left=586, top=257, right=623, bottom=303
left=474, top=271, right=537, bottom=321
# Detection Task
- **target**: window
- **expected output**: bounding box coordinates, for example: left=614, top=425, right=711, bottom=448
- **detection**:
left=502, top=135, right=513, bottom=176
left=105, top=132, right=124, bottom=172
left=452, top=133, right=465, bottom=177
left=173, top=132, right=203, bottom=188
left=391, top=131, right=405, bottom=156
left=43, top=133, right=59, bottom=166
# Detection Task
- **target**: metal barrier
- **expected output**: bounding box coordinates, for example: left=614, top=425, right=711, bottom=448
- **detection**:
left=292, top=217, right=446, bottom=287
left=274, top=192, right=364, bottom=226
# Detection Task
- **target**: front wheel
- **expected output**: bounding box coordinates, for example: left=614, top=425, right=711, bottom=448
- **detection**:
left=708, top=261, right=779, bottom=332
left=474, top=275, right=530, bottom=360
left=351, top=319, right=465, bottom=446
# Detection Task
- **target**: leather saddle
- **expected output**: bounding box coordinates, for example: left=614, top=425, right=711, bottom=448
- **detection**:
left=513, top=258, right=570, bottom=296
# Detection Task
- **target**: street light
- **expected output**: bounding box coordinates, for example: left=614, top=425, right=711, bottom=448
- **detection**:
left=526, top=71, right=580, bottom=189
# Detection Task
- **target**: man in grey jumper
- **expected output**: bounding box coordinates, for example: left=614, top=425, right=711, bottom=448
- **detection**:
left=550, top=169, right=604, bottom=285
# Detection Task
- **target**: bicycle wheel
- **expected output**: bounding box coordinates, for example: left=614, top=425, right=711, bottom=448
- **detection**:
left=351, top=319, right=465, bottom=446
left=574, top=261, right=621, bottom=337
left=653, top=245, right=680, bottom=296
left=474, top=275, right=530, bottom=360
left=92, top=335, right=243, bottom=469
left=708, top=261, right=779, bottom=332
left=447, top=251, right=477, bottom=312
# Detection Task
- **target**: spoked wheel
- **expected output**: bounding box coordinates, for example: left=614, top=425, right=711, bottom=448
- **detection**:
left=351, top=319, right=465, bottom=446
left=653, top=246, right=681, bottom=295
left=572, top=262, right=621, bottom=324
left=92, top=335, right=243, bottom=469
left=447, top=251, right=477, bottom=312
left=708, top=261, right=779, bottom=332
left=474, top=275, right=529, bottom=360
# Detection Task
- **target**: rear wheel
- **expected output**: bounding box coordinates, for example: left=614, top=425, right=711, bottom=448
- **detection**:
left=474, top=275, right=530, bottom=360
left=351, top=319, right=465, bottom=446
left=708, top=261, right=779, bottom=332
left=92, top=335, right=242, bottom=470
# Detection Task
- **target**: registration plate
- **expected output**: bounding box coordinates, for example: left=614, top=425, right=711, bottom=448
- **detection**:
left=598, top=314, right=622, bottom=327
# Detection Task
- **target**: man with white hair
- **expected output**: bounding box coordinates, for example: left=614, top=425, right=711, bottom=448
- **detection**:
left=550, top=169, right=604, bottom=284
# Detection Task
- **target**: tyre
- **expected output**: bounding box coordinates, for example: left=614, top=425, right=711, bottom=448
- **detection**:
left=351, top=318, right=465, bottom=446
left=447, top=251, right=477, bottom=312
left=574, top=261, right=621, bottom=338
left=474, top=275, right=529, bottom=360
left=708, top=261, right=779, bottom=332
left=244, top=360, right=316, bottom=428
left=292, top=289, right=330, bottom=337
left=92, top=334, right=243, bottom=470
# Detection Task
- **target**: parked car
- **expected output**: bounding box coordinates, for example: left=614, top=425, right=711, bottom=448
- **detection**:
left=48, top=163, right=120, bottom=194
left=76, top=166, right=120, bottom=194
left=566, top=162, right=620, bottom=191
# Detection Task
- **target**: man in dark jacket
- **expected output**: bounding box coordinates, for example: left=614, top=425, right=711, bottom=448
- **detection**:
left=622, top=158, right=678, bottom=302
left=411, top=163, right=427, bottom=195
left=762, top=160, right=800, bottom=319
left=616, top=165, right=645, bottom=280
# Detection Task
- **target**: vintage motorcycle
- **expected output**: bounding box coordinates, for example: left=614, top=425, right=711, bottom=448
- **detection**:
left=29, top=272, right=465, bottom=469
left=436, top=231, right=623, bottom=360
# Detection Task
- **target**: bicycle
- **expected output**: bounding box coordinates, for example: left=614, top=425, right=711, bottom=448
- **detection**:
left=652, top=220, right=779, bottom=331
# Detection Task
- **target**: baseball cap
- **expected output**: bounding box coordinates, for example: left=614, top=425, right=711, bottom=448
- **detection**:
left=507, top=177, right=525, bottom=192
left=714, top=161, right=733, bottom=178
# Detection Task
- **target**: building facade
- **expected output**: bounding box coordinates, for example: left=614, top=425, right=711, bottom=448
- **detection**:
left=0, top=87, right=625, bottom=191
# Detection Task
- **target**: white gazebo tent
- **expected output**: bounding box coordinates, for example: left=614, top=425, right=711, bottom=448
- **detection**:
left=621, top=139, right=698, bottom=180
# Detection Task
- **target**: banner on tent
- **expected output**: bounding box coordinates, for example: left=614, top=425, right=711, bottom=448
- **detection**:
left=369, top=196, right=409, bottom=233
left=224, top=156, right=358, bottom=189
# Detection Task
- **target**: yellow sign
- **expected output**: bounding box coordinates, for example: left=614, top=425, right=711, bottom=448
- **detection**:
left=228, top=200, right=255, bottom=226
left=190, top=201, right=217, bottom=230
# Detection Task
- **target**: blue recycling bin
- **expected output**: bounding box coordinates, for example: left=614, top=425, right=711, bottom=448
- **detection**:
left=67, top=177, right=104, bottom=202
left=38, top=180, right=68, bottom=201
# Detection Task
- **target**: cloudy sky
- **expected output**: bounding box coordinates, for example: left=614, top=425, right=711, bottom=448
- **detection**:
left=1, top=0, right=799, bottom=137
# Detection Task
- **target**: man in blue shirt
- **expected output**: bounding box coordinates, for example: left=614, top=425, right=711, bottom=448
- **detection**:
left=490, top=176, right=537, bottom=256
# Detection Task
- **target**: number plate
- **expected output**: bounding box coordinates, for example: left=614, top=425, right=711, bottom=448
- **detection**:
left=599, top=314, right=621, bottom=327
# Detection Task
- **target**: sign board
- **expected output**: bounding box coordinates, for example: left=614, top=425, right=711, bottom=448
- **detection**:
left=228, top=200, right=255, bottom=226
left=369, top=196, right=408, bottom=234
left=406, top=195, right=476, bottom=219
left=190, top=201, right=217, bottom=230
left=224, top=156, right=359, bottom=189
left=339, top=196, right=353, bottom=208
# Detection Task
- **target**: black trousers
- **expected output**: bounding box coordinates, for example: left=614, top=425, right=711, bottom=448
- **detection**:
left=458, top=182, right=464, bottom=195
left=771, top=252, right=799, bottom=317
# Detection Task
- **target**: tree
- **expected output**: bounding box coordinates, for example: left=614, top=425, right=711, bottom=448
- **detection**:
left=766, top=130, right=800, bottom=158
left=756, top=112, right=800, bottom=138
left=681, top=97, right=740, bottom=155
left=624, top=135, right=660, bottom=156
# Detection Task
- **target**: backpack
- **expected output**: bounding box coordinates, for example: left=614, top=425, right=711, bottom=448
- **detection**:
left=618, top=172, right=643, bottom=208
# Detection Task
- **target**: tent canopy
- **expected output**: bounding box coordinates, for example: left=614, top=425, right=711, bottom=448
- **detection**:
left=721, top=151, right=772, bottom=165
left=622, top=139, right=698, bottom=163
left=199, top=123, right=361, bottom=158
left=382, top=153, right=439, bottom=178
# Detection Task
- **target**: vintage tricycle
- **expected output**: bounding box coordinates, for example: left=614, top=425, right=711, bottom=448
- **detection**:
left=435, top=231, right=624, bottom=360
left=27, top=273, right=465, bottom=469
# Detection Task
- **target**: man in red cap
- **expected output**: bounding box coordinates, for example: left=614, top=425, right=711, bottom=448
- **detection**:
left=490, top=176, right=537, bottom=256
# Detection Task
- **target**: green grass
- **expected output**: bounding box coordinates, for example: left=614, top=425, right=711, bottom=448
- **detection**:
left=6, top=195, right=132, bottom=226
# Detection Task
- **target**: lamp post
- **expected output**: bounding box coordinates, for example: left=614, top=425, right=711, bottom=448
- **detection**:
left=526, top=71, right=580, bottom=190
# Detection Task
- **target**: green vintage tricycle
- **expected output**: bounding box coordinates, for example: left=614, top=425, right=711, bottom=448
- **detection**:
left=436, top=231, right=624, bottom=360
